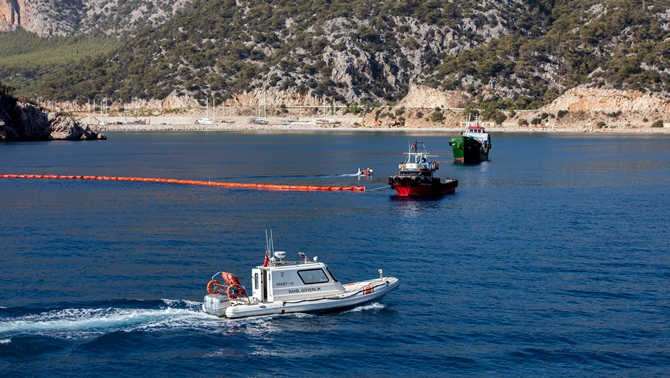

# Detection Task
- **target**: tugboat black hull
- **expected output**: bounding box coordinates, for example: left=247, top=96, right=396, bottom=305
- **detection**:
left=388, top=176, right=458, bottom=196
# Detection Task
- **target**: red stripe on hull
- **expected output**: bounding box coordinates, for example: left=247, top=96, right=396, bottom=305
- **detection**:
left=392, top=183, right=456, bottom=197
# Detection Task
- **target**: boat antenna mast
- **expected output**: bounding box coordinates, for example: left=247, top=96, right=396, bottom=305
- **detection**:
left=265, top=229, right=276, bottom=266
left=266, top=229, right=276, bottom=252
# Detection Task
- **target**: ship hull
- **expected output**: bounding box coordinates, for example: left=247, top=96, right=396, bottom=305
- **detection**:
left=450, top=135, right=489, bottom=163
left=390, top=179, right=458, bottom=197
left=204, top=277, right=400, bottom=318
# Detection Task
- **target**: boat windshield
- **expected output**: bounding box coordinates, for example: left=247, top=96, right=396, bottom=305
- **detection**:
left=326, top=267, right=338, bottom=282
left=298, top=269, right=330, bottom=284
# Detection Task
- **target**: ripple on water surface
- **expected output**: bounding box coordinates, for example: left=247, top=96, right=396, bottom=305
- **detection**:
left=1, top=132, right=669, bottom=376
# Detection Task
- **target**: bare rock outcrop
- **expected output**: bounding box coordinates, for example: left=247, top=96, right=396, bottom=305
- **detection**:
left=1, top=94, right=106, bottom=141
left=49, top=115, right=107, bottom=140
left=543, top=88, right=670, bottom=112
left=226, top=88, right=328, bottom=107
left=121, top=94, right=202, bottom=110
left=499, top=88, right=670, bottom=132
left=0, top=0, right=189, bottom=37
left=0, top=0, right=20, bottom=31
left=0, top=0, right=77, bottom=37
left=396, top=85, right=471, bottom=109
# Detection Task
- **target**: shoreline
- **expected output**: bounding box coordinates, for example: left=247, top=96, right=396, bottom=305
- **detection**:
left=89, top=123, right=670, bottom=134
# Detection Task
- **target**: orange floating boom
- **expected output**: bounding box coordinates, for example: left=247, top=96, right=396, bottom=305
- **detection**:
left=0, top=174, right=365, bottom=192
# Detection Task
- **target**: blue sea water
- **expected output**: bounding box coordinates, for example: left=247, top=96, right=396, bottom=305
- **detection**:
left=1, top=131, right=669, bottom=377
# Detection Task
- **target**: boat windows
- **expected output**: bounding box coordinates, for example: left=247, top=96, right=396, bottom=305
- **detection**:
left=254, top=273, right=259, bottom=290
left=326, top=267, right=338, bottom=282
left=298, top=269, right=330, bottom=284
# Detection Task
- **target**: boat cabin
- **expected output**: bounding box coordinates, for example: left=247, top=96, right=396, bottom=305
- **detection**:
left=464, top=126, right=491, bottom=147
left=397, top=141, right=439, bottom=177
left=398, top=160, right=435, bottom=177
left=463, top=117, right=491, bottom=144
left=466, top=125, right=486, bottom=133
left=251, top=252, right=345, bottom=303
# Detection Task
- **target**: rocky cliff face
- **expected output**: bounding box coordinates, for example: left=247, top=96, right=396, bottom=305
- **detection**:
left=0, top=0, right=80, bottom=37
left=0, top=0, right=188, bottom=37
left=543, top=88, right=670, bottom=113
left=0, top=93, right=106, bottom=141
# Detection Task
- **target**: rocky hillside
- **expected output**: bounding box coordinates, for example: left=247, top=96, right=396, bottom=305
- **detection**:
left=35, top=0, right=670, bottom=115
left=0, top=0, right=188, bottom=37
left=35, top=0, right=560, bottom=103
left=0, top=0, right=667, bottom=127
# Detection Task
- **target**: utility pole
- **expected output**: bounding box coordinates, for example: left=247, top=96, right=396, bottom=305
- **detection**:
left=264, top=90, right=267, bottom=119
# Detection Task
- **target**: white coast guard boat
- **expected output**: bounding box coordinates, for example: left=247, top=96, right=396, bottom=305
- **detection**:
left=202, top=232, right=399, bottom=318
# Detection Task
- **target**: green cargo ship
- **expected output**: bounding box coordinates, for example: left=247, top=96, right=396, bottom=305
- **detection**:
left=449, top=118, right=491, bottom=163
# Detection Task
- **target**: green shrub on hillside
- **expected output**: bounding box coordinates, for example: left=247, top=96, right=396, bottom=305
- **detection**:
left=430, top=109, right=445, bottom=122
left=0, top=29, right=120, bottom=97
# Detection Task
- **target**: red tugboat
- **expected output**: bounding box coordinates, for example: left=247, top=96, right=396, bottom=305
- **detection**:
left=388, top=141, right=458, bottom=196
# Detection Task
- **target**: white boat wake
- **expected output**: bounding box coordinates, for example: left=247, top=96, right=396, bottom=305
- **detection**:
left=0, top=300, right=218, bottom=339
left=0, top=298, right=389, bottom=342
left=344, top=302, right=385, bottom=313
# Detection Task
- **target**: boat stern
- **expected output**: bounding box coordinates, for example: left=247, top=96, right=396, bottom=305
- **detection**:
left=203, top=294, right=230, bottom=317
